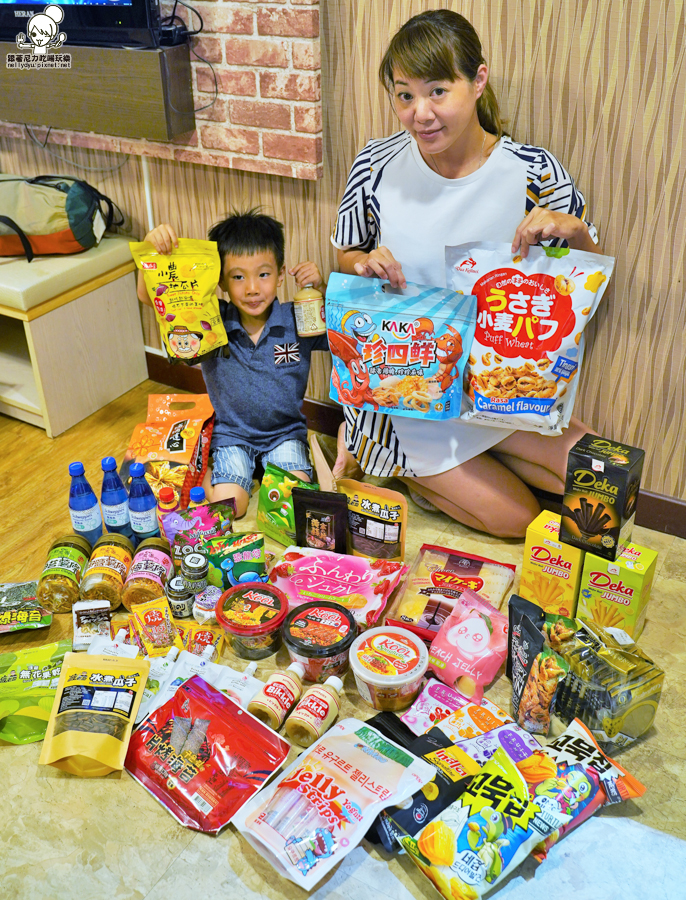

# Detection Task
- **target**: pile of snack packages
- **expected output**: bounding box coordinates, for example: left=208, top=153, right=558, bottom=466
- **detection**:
left=0, top=244, right=666, bottom=897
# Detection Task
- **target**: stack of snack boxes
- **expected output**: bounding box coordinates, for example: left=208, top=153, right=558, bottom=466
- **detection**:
left=519, top=511, right=584, bottom=617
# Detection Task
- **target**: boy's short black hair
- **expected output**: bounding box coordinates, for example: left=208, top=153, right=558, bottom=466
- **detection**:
left=208, top=208, right=285, bottom=270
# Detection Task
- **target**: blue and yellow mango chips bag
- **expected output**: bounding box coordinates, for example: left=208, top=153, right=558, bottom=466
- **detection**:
left=325, top=273, right=476, bottom=420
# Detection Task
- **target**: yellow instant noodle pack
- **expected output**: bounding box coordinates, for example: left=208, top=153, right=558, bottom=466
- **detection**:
left=39, top=652, right=149, bottom=777
left=130, top=238, right=228, bottom=365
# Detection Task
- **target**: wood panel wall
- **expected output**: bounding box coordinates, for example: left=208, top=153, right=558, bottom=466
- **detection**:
left=2, top=0, right=685, bottom=500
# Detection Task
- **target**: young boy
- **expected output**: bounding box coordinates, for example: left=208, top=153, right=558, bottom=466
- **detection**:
left=137, top=210, right=327, bottom=517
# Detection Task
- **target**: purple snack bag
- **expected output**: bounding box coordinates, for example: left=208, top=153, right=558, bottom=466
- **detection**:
left=455, top=722, right=541, bottom=766
left=400, top=678, right=471, bottom=736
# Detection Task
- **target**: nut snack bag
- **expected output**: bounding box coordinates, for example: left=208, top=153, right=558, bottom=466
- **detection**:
left=130, top=238, right=228, bottom=365
left=326, top=272, right=476, bottom=420
left=446, top=242, right=614, bottom=434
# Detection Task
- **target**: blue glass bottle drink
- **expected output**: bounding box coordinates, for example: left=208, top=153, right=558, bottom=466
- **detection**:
left=68, top=461, right=103, bottom=546
left=100, top=457, right=134, bottom=539
left=128, top=462, right=160, bottom=544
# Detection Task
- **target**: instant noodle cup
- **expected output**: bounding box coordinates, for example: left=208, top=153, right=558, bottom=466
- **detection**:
left=216, top=583, right=289, bottom=660
left=350, top=626, right=428, bottom=711
left=282, top=601, right=357, bottom=683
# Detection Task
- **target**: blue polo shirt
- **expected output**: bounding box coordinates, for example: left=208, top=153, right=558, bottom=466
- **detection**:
left=202, top=298, right=328, bottom=453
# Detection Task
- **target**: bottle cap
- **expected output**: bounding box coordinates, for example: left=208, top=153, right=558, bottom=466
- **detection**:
left=101, top=456, right=117, bottom=471
left=244, top=662, right=258, bottom=677
left=167, top=647, right=180, bottom=661
left=114, top=628, right=128, bottom=642
left=69, top=461, right=85, bottom=476
left=189, top=486, right=206, bottom=503
left=181, top=552, right=208, bottom=576
left=159, top=487, right=175, bottom=503
left=201, top=644, right=216, bottom=660
left=323, top=676, right=344, bottom=694
left=129, top=462, right=145, bottom=478
left=286, top=662, right=306, bottom=679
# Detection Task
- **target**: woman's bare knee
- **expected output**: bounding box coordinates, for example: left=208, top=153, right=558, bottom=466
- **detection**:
left=479, top=493, right=540, bottom=538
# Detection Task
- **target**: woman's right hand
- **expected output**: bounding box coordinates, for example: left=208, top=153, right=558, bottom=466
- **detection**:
left=354, top=246, right=407, bottom=289
left=144, top=223, right=179, bottom=255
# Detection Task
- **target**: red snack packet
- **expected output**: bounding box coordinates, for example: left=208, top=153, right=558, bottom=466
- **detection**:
left=125, top=675, right=289, bottom=833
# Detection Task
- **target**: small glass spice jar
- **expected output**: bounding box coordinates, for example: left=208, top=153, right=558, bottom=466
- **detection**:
left=180, top=552, right=208, bottom=596
left=165, top=575, right=194, bottom=618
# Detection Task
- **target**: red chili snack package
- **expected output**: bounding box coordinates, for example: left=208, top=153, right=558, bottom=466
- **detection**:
left=125, top=675, right=289, bottom=833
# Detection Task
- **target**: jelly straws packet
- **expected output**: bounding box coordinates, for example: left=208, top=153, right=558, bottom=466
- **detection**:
left=401, top=747, right=570, bottom=899
left=446, top=242, right=614, bottom=434
left=126, top=676, right=289, bottom=833
left=325, top=272, right=476, bottom=420
left=0, top=640, right=70, bottom=744
left=130, top=239, right=228, bottom=365
left=234, top=718, right=434, bottom=890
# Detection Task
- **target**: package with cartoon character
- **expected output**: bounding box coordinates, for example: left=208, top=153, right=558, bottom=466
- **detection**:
left=325, top=272, right=476, bottom=420
left=446, top=242, right=614, bottom=434
left=162, top=500, right=236, bottom=569
left=204, top=533, right=267, bottom=592
left=256, top=463, right=317, bottom=546
left=130, top=238, right=228, bottom=365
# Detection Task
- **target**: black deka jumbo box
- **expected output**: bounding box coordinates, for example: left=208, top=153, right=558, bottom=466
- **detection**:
left=559, top=434, right=644, bottom=561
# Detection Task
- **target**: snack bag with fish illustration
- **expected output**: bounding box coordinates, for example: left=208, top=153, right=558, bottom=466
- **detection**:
left=130, top=239, right=228, bottom=365
left=446, top=243, right=614, bottom=434
left=256, top=463, right=317, bottom=547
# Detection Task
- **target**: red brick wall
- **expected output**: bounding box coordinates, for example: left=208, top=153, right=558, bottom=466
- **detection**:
left=0, top=1, right=322, bottom=180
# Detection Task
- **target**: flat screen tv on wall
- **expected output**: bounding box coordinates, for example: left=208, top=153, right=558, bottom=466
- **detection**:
left=0, top=0, right=161, bottom=48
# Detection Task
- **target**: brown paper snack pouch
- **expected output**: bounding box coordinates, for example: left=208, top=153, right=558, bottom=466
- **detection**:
left=131, top=238, right=228, bottom=365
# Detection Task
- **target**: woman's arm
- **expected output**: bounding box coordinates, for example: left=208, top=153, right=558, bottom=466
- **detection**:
left=336, top=246, right=408, bottom=288
left=511, top=208, right=601, bottom=259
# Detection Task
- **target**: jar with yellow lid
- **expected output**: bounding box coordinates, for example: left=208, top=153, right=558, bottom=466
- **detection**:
left=79, top=533, right=135, bottom=611
left=121, top=536, right=174, bottom=611
left=36, top=534, right=93, bottom=613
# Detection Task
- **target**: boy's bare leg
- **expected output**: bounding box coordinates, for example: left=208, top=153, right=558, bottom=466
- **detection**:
left=201, top=468, right=250, bottom=518
left=332, top=421, right=364, bottom=480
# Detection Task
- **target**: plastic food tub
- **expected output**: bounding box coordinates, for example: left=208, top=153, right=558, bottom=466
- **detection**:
left=349, top=626, right=429, bottom=711
left=216, top=583, right=288, bottom=660
left=282, top=601, right=357, bottom=683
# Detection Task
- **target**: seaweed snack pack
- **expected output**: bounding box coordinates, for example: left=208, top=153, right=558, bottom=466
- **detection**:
left=388, top=545, right=515, bottom=641
left=164, top=500, right=236, bottom=569
left=0, top=581, right=51, bottom=634
left=446, top=242, right=614, bottom=434
left=130, top=238, right=227, bottom=365
left=560, top=434, right=645, bottom=560
left=204, top=532, right=267, bottom=591
left=429, top=590, right=509, bottom=703
left=325, top=272, right=477, bottom=420
left=401, top=747, right=570, bottom=899
left=336, top=479, right=407, bottom=561
left=126, top=675, right=288, bottom=833
left=268, top=546, right=406, bottom=630
left=293, top=488, right=348, bottom=554
left=576, top=543, right=658, bottom=639
left=131, top=596, right=185, bottom=658
left=39, top=652, right=149, bottom=777
left=519, top=511, right=584, bottom=617
left=257, top=463, right=318, bottom=546
left=233, top=718, right=434, bottom=890
left=0, top=640, right=70, bottom=744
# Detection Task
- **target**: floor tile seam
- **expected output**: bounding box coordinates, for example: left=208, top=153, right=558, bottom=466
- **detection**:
left=139, top=832, right=201, bottom=900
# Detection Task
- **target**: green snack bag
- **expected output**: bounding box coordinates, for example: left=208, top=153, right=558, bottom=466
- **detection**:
left=204, top=532, right=268, bottom=590
left=256, top=463, right=317, bottom=546
left=0, top=582, right=51, bottom=634
left=0, top=640, right=70, bottom=744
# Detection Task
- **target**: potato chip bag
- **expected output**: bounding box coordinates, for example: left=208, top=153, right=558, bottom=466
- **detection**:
left=446, top=242, right=614, bottom=434
left=130, top=239, right=228, bottom=365
left=0, top=640, right=70, bottom=744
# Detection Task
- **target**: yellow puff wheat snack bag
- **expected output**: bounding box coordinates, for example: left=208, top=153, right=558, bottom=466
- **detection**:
left=39, top=652, right=149, bottom=777
left=130, top=238, right=227, bottom=365
left=446, top=243, right=614, bottom=434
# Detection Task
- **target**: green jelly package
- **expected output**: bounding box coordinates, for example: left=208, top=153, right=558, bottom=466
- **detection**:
left=205, top=532, right=267, bottom=591
left=0, top=640, right=70, bottom=744
left=256, top=463, right=317, bottom=546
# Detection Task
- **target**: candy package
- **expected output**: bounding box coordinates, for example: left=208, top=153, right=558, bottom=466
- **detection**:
left=336, top=479, right=407, bottom=561
left=431, top=697, right=513, bottom=743
left=39, top=652, right=149, bottom=777
left=457, top=722, right=542, bottom=767
left=165, top=500, right=236, bottom=568
left=131, top=596, right=184, bottom=658
left=0, top=581, right=51, bottom=634
left=401, top=679, right=471, bottom=735
left=446, top=242, right=614, bottom=434
left=234, top=718, right=434, bottom=890
left=428, top=589, right=509, bottom=702
left=326, top=272, right=477, bottom=420
left=388, top=545, right=515, bottom=640
left=268, top=546, right=406, bottom=630
left=256, top=463, right=318, bottom=546
left=125, top=676, right=289, bottom=833
left=204, top=532, right=267, bottom=591
left=130, top=238, right=228, bottom=365
left=0, top=640, right=70, bottom=744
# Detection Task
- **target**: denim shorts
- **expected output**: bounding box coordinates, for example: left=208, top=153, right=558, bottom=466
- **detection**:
left=211, top=440, right=313, bottom=494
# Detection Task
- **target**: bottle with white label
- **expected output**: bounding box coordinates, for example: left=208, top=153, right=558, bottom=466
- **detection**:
left=100, top=456, right=134, bottom=540
left=127, top=462, right=160, bottom=545
left=285, top=676, right=343, bottom=747
left=68, top=461, right=103, bottom=546
left=247, top=662, right=305, bottom=730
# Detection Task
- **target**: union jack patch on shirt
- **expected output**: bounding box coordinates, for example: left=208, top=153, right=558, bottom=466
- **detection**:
left=274, top=342, right=300, bottom=365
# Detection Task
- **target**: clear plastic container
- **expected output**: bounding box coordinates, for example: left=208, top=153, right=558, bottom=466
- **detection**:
left=80, top=533, right=135, bottom=611
left=120, top=537, right=174, bottom=611
left=349, top=626, right=428, bottom=711
left=216, top=583, right=289, bottom=660
left=36, top=534, right=92, bottom=613
left=282, top=601, right=356, bottom=683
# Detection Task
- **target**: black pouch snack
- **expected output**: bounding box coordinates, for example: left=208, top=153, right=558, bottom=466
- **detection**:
left=293, top=488, right=348, bottom=554
left=507, top=594, right=544, bottom=679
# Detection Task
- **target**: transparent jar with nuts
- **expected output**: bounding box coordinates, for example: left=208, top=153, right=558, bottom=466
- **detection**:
left=120, top=537, right=174, bottom=612
left=79, top=533, right=134, bottom=611
left=36, top=534, right=93, bottom=613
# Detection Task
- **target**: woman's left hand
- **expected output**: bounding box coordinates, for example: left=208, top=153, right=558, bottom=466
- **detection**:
left=511, top=209, right=598, bottom=258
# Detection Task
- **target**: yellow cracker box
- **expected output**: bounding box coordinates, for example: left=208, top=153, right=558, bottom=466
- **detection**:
left=577, top=543, right=658, bottom=639
left=519, top=511, right=584, bottom=617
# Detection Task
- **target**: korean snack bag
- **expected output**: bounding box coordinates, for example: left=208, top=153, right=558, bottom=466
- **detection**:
left=0, top=640, right=70, bottom=744
left=257, top=463, right=318, bottom=546
left=428, top=589, right=509, bottom=703
left=204, top=532, right=267, bottom=591
left=431, top=697, right=513, bottom=743
left=125, top=676, right=289, bottom=833
left=130, top=239, right=227, bottom=365
left=326, top=272, right=476, bottom=420
left=401, top=679, right=471, bottom=735
left=446, top=242, right=614, bottom=434
left=456, top=722, right=542, bottom=767
left=39, top=652, right=150, bottom=777
left=233, top=718, right=434, bottom=890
